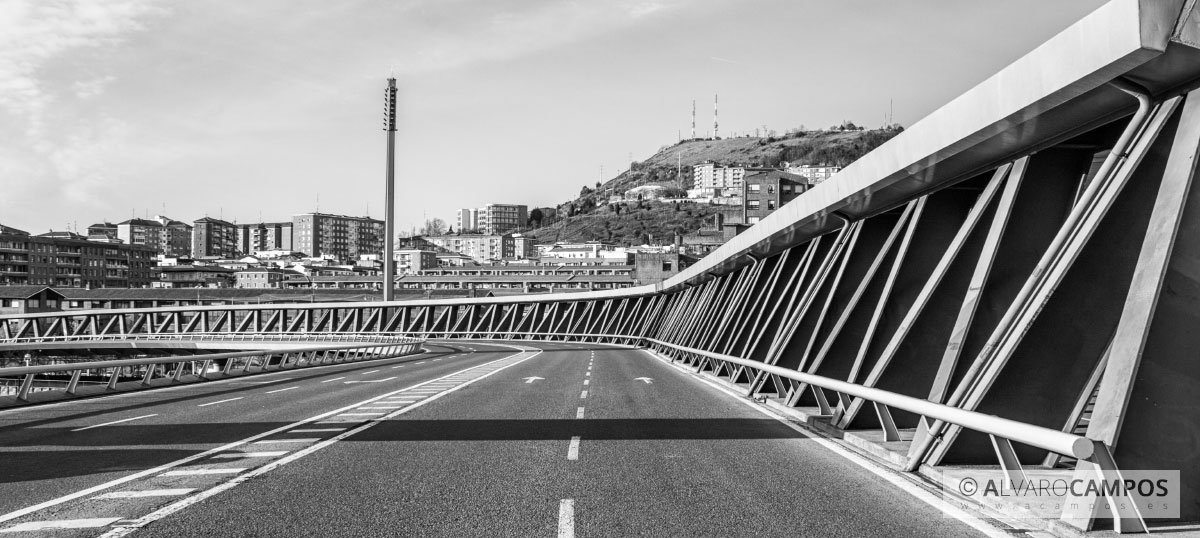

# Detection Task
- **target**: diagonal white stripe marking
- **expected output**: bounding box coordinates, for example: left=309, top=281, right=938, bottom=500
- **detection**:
left=161, top=469, right=244, bottom=477
left=252, top=439, right=320, bottom=444
left=3, top=518, right=122, bottom=532
left=289, top=428, right=345, bottom=433
left=212, top=451, right=287, bottom=459
left=94, top=490, right=193, bottom=500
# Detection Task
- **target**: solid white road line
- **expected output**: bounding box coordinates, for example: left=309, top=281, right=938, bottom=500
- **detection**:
left=567, top=436, right=580, bottom=460
left=576, top=407, right=585, bottom=419
left=252, top=439, right=320, bottom=444
left=197, top=398, right=242, bottom=407
left=289, top=428, right=345, bottom=433
left=212, top=451, right=288, bottom=459
left=2, top=518, right=122, bottom=532
left=557, top=499, right=574, bottom=538
left=265, top=386, right=298, bottom=394
left=321, top=377, right=346, bottom=383
left=160, top=469, right=244, bottom=477
left=71, top=414, right=157, bottom=432
left=94, top=490, right=194, bottom=500
left=580, top=390, right=587, bottom=399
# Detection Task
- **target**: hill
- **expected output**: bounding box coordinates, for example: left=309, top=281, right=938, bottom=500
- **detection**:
left=525, top=124, right=902, bottom=246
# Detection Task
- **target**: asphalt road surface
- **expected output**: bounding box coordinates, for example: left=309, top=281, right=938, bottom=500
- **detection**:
left=0, top=341, right=992, bottom=537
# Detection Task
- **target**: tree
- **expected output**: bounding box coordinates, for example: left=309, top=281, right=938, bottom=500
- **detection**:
left=580, top=186, right=593, bottom=197
left=528, top=208, right=544, bottom=228
left=419, top=218, right=447, bottom=236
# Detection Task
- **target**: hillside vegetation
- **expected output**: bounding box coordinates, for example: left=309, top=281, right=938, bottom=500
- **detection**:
left=527, top=124, right=902, bottom=246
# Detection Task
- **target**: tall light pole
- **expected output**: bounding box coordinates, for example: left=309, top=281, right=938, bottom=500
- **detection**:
left=383, top=78, right=398, bottom=301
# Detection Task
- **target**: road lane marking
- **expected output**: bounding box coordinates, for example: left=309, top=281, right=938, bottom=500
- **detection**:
left=557, top=499, right=574, bottom=538
left=583, top=380, right=589, bottom=385
left=432, top=358, right=441, bottom=361
left=415, top=361, right=426, bottom=364
left=197, top=398, right=242, bottom=407
left=358, top=406, right=401, bottom=410
left=337, top=412, right=384, bottom=416
left=2, top=518, right=122, bottom=532
left=344, top=377, right=397, bottom=384
left=580, top=390, right=587, bottom=399
left=252, top=439, right=320, bottom=444
left=646, top=349, right=1012, bottom=538
left=265, top=386, right=298, bottom=394
left=321, top=377, right=346, bottom=383
left=290, top=428, right=345, bottom=433
left=567, top=436, right=581, bottom=460
left=160, top=469, right=244, bottom=477
left=585, top=372, right=590, bottom=376
left=391, top=365, right=406, bottom=369
left=94, top=490, right=194, bottom=500
left=71, top=414, right=157, bottom=432
left=95, top=346, right=545, bottom=538
left=212, top=451, right=288, bottom=459
left=576, top=407, right=585, bottom=419
left=361, top=370, right=380, bottom=375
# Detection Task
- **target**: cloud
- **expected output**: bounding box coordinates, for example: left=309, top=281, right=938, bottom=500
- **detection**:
left=0, top=0, right=160, bottom=136
left=390, top=0, right=682, bottom=75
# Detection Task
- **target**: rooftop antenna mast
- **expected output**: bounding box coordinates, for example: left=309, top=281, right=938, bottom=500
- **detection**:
left=691, top=100, right=696, bottom=139
left=384, top=78, right=399, bottom=301
left=713, top=94, right=719, bottom=140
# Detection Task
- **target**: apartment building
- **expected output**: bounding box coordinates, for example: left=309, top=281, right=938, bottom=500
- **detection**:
left=116, top=216, right=193, bottom=257
left=394, top=249, right=438, bottom=275
left=236, top=221, right=294, bottom=255
left=784, top=163, right=841, bottom=184
left=292, top=213, right=384, bottom=262
left=742, top=171, right=810, bottom=224
left=424, top=233, right=514, bottom=262
left=456, top=204, right=527, bottom=235
left=0, top=229, right=155, bottom=288
left=192, top=217, right=239, bottom=258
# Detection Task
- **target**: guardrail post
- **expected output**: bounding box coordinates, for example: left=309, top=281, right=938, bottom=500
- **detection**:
left=199, top=360, right=212, bottom=379
left=872, top=402, right=902, bottom=442
left=222, top=358, right=236, bottom=375
left=107, top=368, right=121, bottom=390
left=16, top=373, right=34, bottom=401
left=141, top=364, right=157, bottom=386
left=988, top=434, right=1029, bottom=486
left=65, top=370, right=82, bottom=395
left=171, top=363, right=185, bottom=382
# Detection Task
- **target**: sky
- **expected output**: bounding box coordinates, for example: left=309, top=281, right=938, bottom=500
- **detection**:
left=0, top=0, right=1110, bottom=235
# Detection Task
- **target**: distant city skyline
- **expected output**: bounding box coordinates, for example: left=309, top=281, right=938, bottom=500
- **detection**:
left=1, top=0, right=1107, bottom=235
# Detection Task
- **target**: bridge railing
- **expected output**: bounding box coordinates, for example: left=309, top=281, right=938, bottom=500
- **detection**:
left=0, top=338, right=425, bottom=403
left=0, top=332, right=420, bottom=345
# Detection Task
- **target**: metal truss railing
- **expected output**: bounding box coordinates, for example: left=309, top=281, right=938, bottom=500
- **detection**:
left=0, top=332, right=420, bottom=345
left=0, top=339, right=424, bottom=403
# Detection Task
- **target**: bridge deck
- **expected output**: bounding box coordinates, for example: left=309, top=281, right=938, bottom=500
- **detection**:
left=0, top=342, right=991, bottom=537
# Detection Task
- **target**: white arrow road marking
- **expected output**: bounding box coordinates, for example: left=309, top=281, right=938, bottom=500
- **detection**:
left=634, top=377, right=654, bottom=384
left=523, top=376, right=544, bottom=383
left=71, top=414, right=157, bottom=432
left=343, top=377, right=397, bottom=384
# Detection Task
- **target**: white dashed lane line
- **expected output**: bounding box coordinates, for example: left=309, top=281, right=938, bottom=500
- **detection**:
left=71, top=414, right=158, bottom=432
left=290, top=428, right=345, bottom=433
left=567, top=436, right=580, bottom=460
left=252, top=439, right=320, bottom=445
left=580, top=391, right=587, bottom=399
left=197, top=398, right=242, bottom=407
left=321, top=377, right=346, bottom=383
left=264, top=386, right=298, bottom=394
left=576, top=407, right=585, bottom=419
left=558, top=499, right=575, bottom=538
left=361, top=370, right=380, bottom=375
